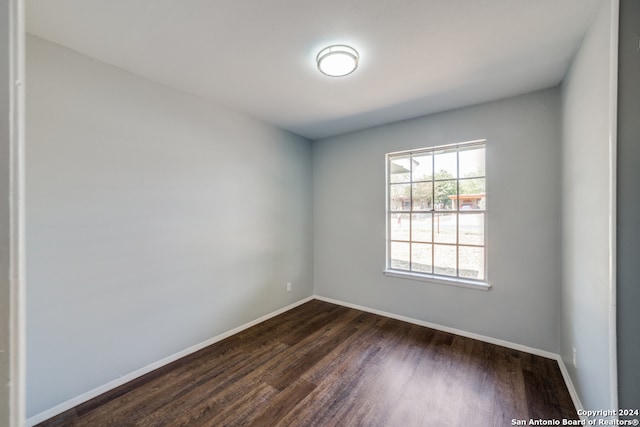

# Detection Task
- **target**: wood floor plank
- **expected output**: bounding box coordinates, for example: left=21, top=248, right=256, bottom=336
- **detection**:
left=247, top=379, right=317, bottom=427
left=300, top=310, right=388, bottom=386
left=37, top=300, right=578, bottom=427
left=489, top=347, right=529, bottom=426
left=264, top=309, right=365, bottom=391
left=383, top=328, right=440, bottom=427
left=351, top=324, right=436, bottom=427
left=191, top=381, right=278, bottom=427
left=296, top=319, right=426, bottom=426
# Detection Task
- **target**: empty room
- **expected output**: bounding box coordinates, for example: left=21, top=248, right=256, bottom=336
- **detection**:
left=1, top=0, right=638, bottom=426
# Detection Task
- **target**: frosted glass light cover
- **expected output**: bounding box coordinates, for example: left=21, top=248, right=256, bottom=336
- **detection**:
left=317, top=45, right=359, bottom=77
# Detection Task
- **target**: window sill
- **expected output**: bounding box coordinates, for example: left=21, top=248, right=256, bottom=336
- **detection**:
left=383, top=269, right=492, bottom=291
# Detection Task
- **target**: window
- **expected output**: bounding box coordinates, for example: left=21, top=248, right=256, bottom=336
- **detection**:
left=385, top=140, right=488, bottom=289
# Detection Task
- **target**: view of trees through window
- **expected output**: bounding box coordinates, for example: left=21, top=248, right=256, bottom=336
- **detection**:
left=387, top=141, right=486, bottom=281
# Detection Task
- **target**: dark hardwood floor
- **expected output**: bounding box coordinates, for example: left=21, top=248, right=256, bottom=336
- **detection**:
left=37, top=300, right=577, bottom=426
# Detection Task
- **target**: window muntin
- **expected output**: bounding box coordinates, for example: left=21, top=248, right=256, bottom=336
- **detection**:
left=386, top=141, right=486, bottom=283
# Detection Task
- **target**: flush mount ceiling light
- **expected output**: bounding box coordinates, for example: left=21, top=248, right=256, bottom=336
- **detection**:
left=316, top=45, right=359, bottom=77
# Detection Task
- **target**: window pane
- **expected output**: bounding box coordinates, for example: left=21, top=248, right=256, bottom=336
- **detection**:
left=459, top=178, right=485, bottom=210
left=434, top=244, right=456, bottom=277
left=411, top=213, right=432, bottom=242
left=412, top=153, right=432, bottom=181
left=434, top=149, right=457, bottom=179
left=390, top=242, right=410, bottom=270
left=390, top=214, right=410, bottom=241
left=434, top=180, right=457, bottom=210
left=459, top=213, right=484, bottom=245
left=411, top=243, right=432, bottom=273
left=389, top=156, right=411, bottom=183
left=390, top=184, right=411, bottom=211
left=459, top=145, right=485, bottom=178
left=387, top=142, right=486, bottom=283
left=433, top=213, right=457, bottom=244
left=412, top=182, right=433, bottom=211
left=459, top=246, right=485, bottom=280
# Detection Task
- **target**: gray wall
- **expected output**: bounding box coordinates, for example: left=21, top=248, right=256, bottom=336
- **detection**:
left=560, top=0, right=616, bottom=411
left=313, top=88, right=562, bottom=352
left=617, top=0, right=640, bottom=409
left=25, top=35, right=313, bottom=417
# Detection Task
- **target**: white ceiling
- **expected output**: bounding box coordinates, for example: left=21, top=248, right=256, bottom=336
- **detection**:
left=26, top=0, right=601, bottom=140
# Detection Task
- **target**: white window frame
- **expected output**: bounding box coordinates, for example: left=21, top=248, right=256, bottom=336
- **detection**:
left=383, top=139, right=491, bottom=291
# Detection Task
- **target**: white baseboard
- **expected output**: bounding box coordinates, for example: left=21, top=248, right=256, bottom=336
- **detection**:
left=26, top=296, right=314, bottom=427
left=556, top=357, right=585, bottom=419
left=315, top=295, right=584, bottom=415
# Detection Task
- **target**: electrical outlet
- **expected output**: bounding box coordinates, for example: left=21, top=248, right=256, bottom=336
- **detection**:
left=572, top=347, right=577, bottom=368
left=287, top=282, right=292, bottom=292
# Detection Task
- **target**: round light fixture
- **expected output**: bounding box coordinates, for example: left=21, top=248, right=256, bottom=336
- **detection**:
left=316, top=45, right=359, bottom=77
